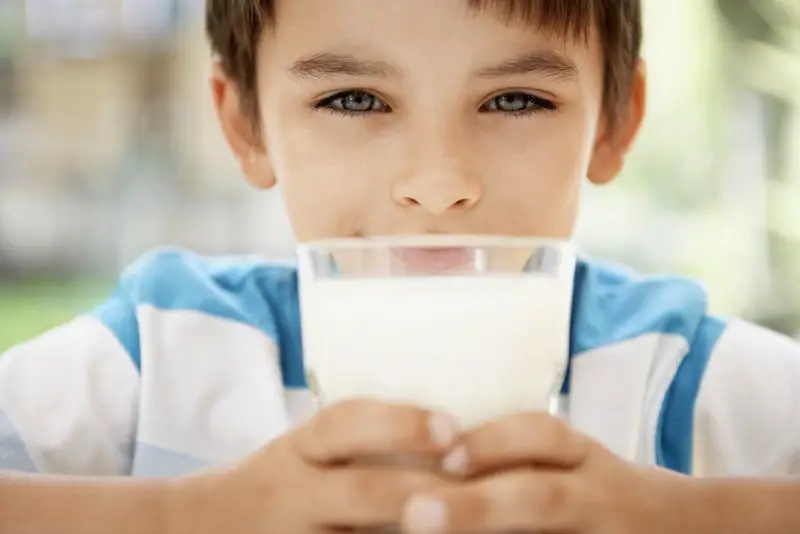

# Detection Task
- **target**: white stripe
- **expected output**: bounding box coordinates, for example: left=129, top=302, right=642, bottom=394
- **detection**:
left=693, top=320, right=800, bottom=476
left=284, top=388, right=317, bottom=427
left=638, top=335, right=690, bottom=465
left=0, top=316, right=139, bottom=475
left=136, top=306, right=289, bottom=463
left=569, top=333, right=686, bottom=463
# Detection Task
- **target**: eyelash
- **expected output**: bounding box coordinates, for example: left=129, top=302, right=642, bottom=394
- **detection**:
left=313, top=90, right=559, bottom=118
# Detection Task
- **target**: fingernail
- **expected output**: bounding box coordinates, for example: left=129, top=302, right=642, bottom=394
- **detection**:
left=428, top=413, right=459, bottom=447
left=403, top=495, right=447, bottom=534
left=441, top=445, right=468, bottom=476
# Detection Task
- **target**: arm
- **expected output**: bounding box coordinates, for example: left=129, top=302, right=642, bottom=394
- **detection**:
left=675, top=477, right=800, bottom=534
left=0, top=472, right=172, bottom=534
left=2, top=402, right=462, bottom=534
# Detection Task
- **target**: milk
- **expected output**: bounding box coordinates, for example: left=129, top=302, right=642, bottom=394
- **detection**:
left=300, top=272, right=574, bottom=429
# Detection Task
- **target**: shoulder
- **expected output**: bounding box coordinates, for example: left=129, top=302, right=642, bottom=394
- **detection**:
left=569, top=258, right=721, bottom=470
left=91, top=247, right=302, bottom=374
left=573, top=257, right=800, bottom=475
left=571, top=257, right=712, bottom=356
left=0, top=249, right=304, bottom=474
left=115, top=247, right=298, bottom=308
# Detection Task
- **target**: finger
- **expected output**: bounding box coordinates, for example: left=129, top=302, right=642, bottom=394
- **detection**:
left=442, top=412, right=589, bottom=477
left=295, top=399, right=460, bottom=464
left=310, top=465, right=452, bottom=529
left=403, top=469, right=587, bottom=533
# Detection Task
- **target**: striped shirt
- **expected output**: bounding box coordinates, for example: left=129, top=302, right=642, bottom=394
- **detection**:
left=1, top=248, right=799, bottom=477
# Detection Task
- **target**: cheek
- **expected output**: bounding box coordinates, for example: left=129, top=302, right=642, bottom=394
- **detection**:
left=482, top=111, right=592, bottom=185
left=264, top=109, right=388, bottom=240
left=478, top=113, right=591, bottom=226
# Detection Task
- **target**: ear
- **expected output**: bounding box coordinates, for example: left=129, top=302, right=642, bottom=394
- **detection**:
left=588, top=60, right=647, bottom=186
left=210, top=60, right=275, bottom=189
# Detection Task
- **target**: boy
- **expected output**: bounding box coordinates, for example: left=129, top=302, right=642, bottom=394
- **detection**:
left=2, top=0, right=799, bottom=532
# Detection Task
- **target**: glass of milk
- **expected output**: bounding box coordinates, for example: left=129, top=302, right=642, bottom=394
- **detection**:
left=297, top=235, right=576, bottom=430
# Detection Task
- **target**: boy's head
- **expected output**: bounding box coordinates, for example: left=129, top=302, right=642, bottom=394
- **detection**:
left=207, top=0, right=644, bottom=242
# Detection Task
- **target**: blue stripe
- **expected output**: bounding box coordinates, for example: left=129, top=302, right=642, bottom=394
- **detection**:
left=253, top=266, right=306, bottom=388
left=565, top=260, right=709, bottom=394
left=92, top=289, right=142, bottom=371
left=570, top=260, right=708, bottom=355
left=0, top=410, right=37, bottom=473
left=656, top=317, right=726, bottom=474
left=131, top=443, right=210, bottom=477
left=90, top=248, right=307, bottom=388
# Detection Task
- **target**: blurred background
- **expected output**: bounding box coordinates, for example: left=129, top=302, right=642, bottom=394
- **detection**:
left=0, top=0, right=799, bottom=352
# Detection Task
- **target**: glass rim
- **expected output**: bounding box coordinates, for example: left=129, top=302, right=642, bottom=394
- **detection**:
left=297, top=234, right=575, bottom=251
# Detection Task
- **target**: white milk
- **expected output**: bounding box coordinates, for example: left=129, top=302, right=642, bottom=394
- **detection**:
left=300, top=273, right=574, bottom=430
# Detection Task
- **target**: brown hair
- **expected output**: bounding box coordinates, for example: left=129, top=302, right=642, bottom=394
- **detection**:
left=206, top=0, right=641, bottom=130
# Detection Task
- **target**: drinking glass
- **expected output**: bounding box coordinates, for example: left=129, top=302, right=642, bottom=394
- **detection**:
left=297, top=235, right=576, bottom=426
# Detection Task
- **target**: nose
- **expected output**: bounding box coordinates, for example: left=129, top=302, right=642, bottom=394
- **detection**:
left=392, top=155, right=483, bottom=215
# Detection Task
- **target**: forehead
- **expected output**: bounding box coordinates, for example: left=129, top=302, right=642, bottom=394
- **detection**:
left=263, top=0, right=603, bottom=75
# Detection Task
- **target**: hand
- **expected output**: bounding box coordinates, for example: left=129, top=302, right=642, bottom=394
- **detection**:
left=170, top=399, right=460, bottom=534
left=401, top=412, right=684, bottom=534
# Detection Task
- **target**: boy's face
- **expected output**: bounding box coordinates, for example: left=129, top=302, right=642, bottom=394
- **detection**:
left=214, top=0, right=645, bottom=242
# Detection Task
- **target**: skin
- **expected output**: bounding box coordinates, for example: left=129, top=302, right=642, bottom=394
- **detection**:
left=2, top=1, right=799, bottom=533
left=215, top=0, right=643, bottom=242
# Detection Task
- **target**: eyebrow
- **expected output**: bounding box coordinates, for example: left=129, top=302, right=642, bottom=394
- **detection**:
left=289, top=52, right=398, bottom=79
left=288, top=49, right=579, bottom=82
left=476, top=50, right=579, bottom=82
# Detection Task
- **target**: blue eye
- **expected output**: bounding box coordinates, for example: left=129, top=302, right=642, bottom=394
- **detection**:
left=481, top=92, right=558, bottom=115
left=315, top=90, right=391, bottom=115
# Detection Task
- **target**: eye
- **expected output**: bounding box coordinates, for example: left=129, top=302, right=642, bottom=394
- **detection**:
left=315, top=90, right=391, bottom=115
left=481, top=92, right=558, bottom=115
